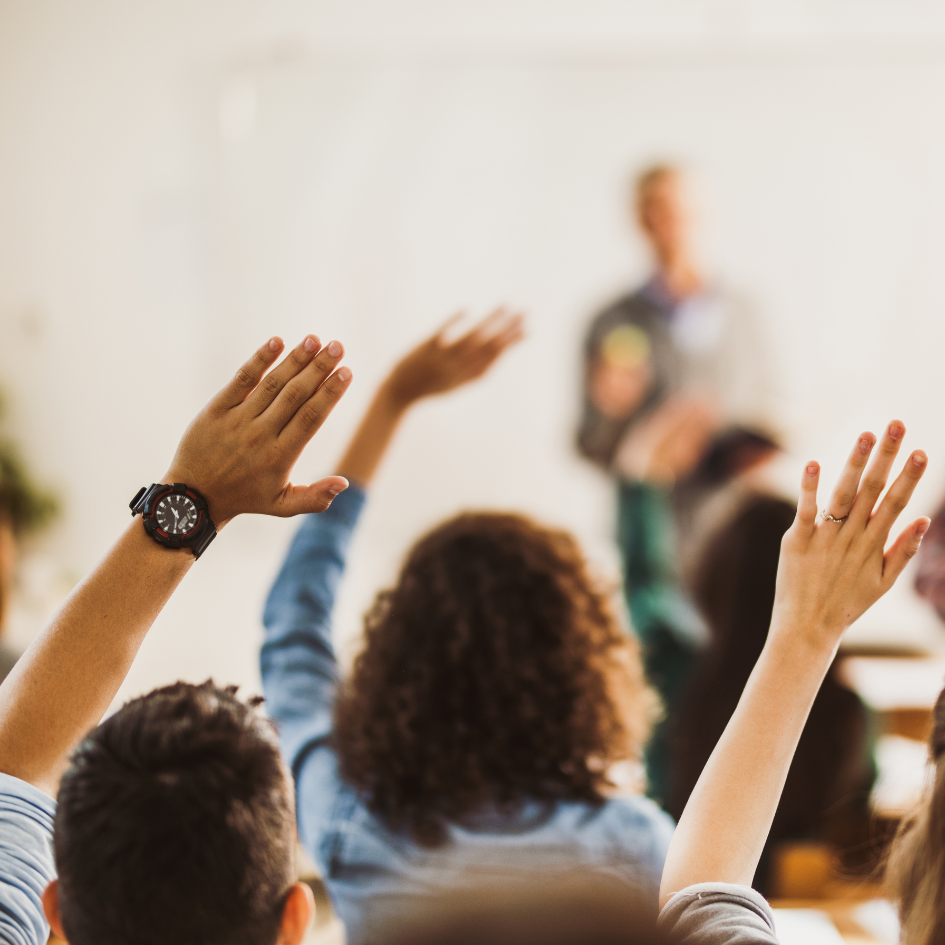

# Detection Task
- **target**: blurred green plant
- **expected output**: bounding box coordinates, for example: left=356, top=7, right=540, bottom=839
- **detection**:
left=0, top=388, right=59, bottom=535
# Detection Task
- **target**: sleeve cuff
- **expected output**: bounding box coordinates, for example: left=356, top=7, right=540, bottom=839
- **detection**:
left=0, top=773, right=57, bottom=817
left=660, top=881, right=776, bottom=926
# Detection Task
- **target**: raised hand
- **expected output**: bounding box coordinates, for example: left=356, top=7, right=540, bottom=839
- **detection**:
left=660, top=422, right=930, bottom=904
left=382, top=308, right=524, bottom=408
left=335, top=308, right=524, bottom=487
left=771, top=422, right=930, bottom=649
left=164, top=335, right=353, bottom=526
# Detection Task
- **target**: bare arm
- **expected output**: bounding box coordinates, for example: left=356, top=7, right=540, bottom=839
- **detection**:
left=336, top=308, right=524, bottom=486
left=659, top=422, right=930, bottom=905
left=0, top=334, right=353, bottom=795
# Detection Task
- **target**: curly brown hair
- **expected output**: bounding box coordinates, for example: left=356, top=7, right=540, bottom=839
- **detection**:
left=334, top=512, right=656, bottom=846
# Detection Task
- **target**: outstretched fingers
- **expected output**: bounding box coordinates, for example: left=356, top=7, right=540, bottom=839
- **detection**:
left=264, top=340, right=345, bottom=433
left=882, top=516, right=933, bottom=590
left=212, top=338, right=285, bottom=409
left=868, top=450, right=929, bottom=539
left=280, top=365, right=353, bottom=453
left=244, top=335, right=322, bottom=416
left=822, top=433, right=875, bottom=522
left=848, top=422, right=906, bottom=528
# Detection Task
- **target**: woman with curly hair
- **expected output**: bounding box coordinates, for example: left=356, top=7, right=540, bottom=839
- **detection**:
left=261, top=310, right=673, bottom=944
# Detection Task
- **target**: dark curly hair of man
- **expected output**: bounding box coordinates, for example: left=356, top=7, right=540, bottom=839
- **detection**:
left=334, top=511, right=656, bottom=846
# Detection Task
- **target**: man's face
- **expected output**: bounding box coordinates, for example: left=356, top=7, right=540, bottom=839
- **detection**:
left=636, top=174, right=691, bottom=260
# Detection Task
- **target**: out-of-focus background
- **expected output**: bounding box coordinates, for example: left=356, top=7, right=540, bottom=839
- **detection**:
left=4, top=0, right=945, bottom=708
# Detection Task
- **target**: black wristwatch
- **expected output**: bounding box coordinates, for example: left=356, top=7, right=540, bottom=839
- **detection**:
left=130, top=483, right=217, bottom=559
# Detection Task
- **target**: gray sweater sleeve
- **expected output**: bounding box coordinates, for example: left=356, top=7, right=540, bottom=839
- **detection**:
left=659, top=883, right=779, bottom=945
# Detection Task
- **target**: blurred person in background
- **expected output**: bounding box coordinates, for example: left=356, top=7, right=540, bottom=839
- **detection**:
left=577, top=163, right=778, bottom=805
left=913, top=494, right=945, bottom=621
left=886, top=683, right=945, bottom=945
left=261, top=310, right=675, bottom=945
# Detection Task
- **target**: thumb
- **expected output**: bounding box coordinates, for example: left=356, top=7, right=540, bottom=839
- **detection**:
left=277, top=477, right=349, bottom=517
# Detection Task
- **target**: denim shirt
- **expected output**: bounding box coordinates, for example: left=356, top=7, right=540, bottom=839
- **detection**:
left=261, top=486, right=675, bottom=944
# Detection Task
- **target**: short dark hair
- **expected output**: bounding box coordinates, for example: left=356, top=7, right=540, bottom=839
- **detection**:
left=334, top=512, right=656, bottom=846
left=54, top=681, right=295, bottom=945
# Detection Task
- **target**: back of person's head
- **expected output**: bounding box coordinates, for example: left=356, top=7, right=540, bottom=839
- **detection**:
left=334, top=512, right=656, bottom=845
left=54, top=681, right=296, bottom=945
left=381, top=875, right=666, bottom=945
left=887, top=685, right=945, bottom=945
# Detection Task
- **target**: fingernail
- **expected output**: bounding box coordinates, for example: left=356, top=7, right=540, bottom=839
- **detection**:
left=328, top=341, right=342, bottom=357
left=918, top=519, right=931, bottom=538
left=914, top=452, right=927, bottom=467
left=304, top=336, right=318, bottom=352
left=336, top=366, right=352, bottom=382
left=890, top=423, right=905, bottom=440
left=806, top=462, right=819, bottom=477
left=329, top=483, right=348, bottom=496
left=859, top=435, right=874, bottom=453
left=269, top=337, right=282, bottom=351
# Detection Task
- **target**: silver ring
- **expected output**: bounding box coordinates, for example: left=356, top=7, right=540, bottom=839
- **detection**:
left=821, top=510, right=848, bottom=524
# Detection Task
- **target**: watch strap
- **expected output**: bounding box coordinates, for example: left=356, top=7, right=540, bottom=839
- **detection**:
left=190, top=526, right=217, bottom=559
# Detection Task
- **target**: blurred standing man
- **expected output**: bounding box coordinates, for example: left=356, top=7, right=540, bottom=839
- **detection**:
left=577, top=164, right=777, bottom=806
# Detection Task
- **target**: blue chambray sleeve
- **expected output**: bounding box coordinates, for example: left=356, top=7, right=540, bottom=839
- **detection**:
left=0, top=773, right=57, bottom=945
left=260, top=485, right=367, bottom=863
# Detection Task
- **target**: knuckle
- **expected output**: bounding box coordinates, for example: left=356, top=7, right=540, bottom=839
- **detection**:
left=299, top=403, right=323, bottom=427
left=262, top=373, right=282, bottom=397
left=835, top=490, right=855, bottom=508
left=280, top=382, right=305, bottom=408
left=886, top=493, right=908, bottom=515
left=235, top=366, right=255, bottom=386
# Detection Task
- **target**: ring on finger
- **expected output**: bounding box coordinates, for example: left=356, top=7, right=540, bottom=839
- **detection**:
left=821, top=510, right=848, bottom=524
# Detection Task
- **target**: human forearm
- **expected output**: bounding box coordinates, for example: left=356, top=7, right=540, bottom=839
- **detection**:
left=659, top=632, right=833, bottom=902
left=0, top=335, right=353, bottom=797
left=334, top=382, right=407, bottom=487
left=0, top=521, right=193, bottom=794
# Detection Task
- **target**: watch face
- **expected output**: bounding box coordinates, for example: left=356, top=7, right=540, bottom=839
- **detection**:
left=155, top=493, right=200, bottom=536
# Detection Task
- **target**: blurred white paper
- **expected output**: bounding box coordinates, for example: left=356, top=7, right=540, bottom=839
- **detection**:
left=772, top=909, right=845, bottom=945
left=853, top=900, right=900, bottom=945
left=871, top=735, right=932, bottom=817
left=839, top=658, right=945, bottom=711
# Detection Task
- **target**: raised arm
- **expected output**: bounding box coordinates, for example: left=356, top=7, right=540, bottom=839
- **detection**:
left=261, top=309, right=522, bottom=754
left=659, top=421, right=930, bottom=906
left=0, top=334, right=352, bottom=796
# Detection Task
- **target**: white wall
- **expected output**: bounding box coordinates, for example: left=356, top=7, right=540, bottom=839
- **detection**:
left=4, top=1, right=945, bottom=708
